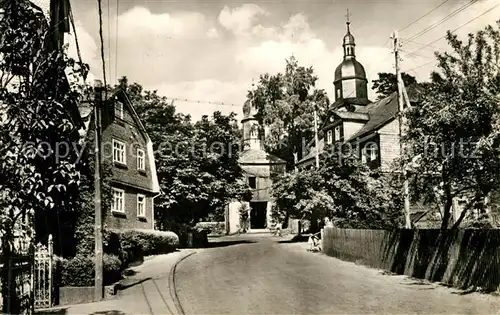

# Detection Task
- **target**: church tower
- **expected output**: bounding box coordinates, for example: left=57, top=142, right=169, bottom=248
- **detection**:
left=241, top=99, right=263, bottom=150
left=333, top=11, right=369, bottom=104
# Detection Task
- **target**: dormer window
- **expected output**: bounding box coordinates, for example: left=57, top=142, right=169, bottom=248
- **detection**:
left=115, top=101, right=124, bottom=120
left=326, top=130, right=333, bottom=144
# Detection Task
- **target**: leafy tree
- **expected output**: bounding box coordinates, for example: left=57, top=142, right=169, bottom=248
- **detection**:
left=0, top=1, right=87, bottom=312
left=403, top=20, right=500, bottom=230
left=372, top=72, right=417, bottom=100
left=271, top=154, right=402, bottom=232
left=248, top=56, right=330, bottom=169
left=118, top=78, right=251, bottom=230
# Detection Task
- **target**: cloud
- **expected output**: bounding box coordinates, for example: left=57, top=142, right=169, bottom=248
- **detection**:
left=236, top=13, right=393, bottom=101
left=218, top=4, right=269, bottom=35
left=207, top=27, right=220, bottom=38
left=118, top=7, right=210, bottom=39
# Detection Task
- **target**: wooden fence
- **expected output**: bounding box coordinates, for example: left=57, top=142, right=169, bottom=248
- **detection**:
left=322, top=228, right=500, bottom=292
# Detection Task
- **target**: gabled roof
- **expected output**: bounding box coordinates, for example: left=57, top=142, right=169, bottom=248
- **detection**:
left=239, top=148, right=286, bottom=165
left=80, top=88, right=160, bottom=194
left=330, top=97, right=372, bottom=110
left=332, top=111, right=370, bottom=121
left=347, top=92, right=399, bottom=141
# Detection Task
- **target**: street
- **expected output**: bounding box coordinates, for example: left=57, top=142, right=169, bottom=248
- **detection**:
left=175, top=235, right=500, bottom=314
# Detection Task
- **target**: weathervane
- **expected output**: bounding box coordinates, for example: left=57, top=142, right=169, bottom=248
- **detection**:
left=345, top=8, right=352, bottom=33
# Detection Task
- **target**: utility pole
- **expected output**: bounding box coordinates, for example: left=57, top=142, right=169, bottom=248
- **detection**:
left=313, top=105, right=320, bottom=169
left=93, top=79, right=104, bottom=301
left=392, top=31, right=412, bottom=229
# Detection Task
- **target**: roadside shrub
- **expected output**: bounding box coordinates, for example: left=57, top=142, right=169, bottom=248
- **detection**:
left=134, top=229, right=179, bottom=255
left=57, top=254, right=122, bottom=287
left=195, top=222, right=225, bottom=235
left=103, top=229, right=179, bottom=266
left=168, top=223, right=208, bottom=248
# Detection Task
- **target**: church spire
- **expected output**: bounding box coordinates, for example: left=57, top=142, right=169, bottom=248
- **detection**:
left=343, top=9, right=356, bottom=60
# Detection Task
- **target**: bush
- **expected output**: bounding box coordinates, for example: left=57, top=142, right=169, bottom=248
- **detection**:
left=171, top=224, right=209, bottom=248
left=56, top=254, right=122, bottom=287
left=195, top=222, right=226, bottom=235
left=103, top=229, right=179, bottom=267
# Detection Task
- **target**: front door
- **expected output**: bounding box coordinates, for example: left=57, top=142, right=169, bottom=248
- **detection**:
left=250, top=201, right=267, bottom=229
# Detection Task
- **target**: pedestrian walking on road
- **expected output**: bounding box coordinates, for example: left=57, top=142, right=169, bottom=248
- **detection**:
left=274, top=221, right=282, bottom=237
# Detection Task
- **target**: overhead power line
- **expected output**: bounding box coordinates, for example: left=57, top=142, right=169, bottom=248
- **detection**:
left=405, top=0, right=478, bottom=43
left=68, top=3, right=83, bottom=69
left=167, top=97, right=242, bottom=108
left=406, top=3, right=500, bottom=58
left=399, top=0, right=451, bottom=32
left=405, top=60, right=436, bottom=73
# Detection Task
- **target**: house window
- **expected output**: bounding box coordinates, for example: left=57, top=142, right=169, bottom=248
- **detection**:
left=112, top=188, right=125, bottom=213
left=115, top=101, right=124, bottom=119
left=363, top=143, right=378, bottom=163
left=336, top=89, right=341, bottom=99
left=249, top=176, right=256, bottom=189
left=137, top=194, right=145, bottom=218
left=334, top=126, right=341, bottom=142
left=113, top=139, right=126, bottom=164
left=326, top=130, right=333, bottom=144
left=137, top=148, right=145, bottom=171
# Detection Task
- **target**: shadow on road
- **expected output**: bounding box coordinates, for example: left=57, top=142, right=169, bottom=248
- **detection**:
left=89, top=311, right=126, bottom=315
left=278, top=234, right=309, bottom=243
left=207, top=240, right=256, bottom=248
left=115, top=277, right=152, bottom=291
left=35, top=308, right=68, bottom=315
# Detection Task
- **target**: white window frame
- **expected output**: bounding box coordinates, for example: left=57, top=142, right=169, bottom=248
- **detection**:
left=137, top=194, right=146, bottom=218
left=113, top=139, right=126, bottom=164
left=364, top=143, right=378, bottom=162
left=112, top=188, right=125, bottom=213
left=326, top=130, right=333, bottom=144
left=115, top=101, right=124, bottom=119
left=334, top=126, right=341, bottom=142
left=137, top=148, right=145, bottom=171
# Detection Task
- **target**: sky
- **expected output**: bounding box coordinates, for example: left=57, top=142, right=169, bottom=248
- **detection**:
left=34, top=0, right=500, bottom=121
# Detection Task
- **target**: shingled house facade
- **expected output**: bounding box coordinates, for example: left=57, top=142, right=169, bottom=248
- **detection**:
left=81, top=88, right=160, bottom=230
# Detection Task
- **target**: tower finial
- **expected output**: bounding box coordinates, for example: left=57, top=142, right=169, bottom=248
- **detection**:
left=345, top=8, right=351, bottom=32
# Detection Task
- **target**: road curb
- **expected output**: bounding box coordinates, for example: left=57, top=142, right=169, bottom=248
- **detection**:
left=167, top=251, right=196, bottom=315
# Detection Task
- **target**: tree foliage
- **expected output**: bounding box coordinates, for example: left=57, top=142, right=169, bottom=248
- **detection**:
left=0, top=1, right=87, bottom=312
left=372, top=72, right=417, bottom=100
left=403, top=20, right=500, bottom=229
left=271, top=154, right=403, bottom=231
left=247, top=56, right=330, bottom=169
left=118, top=77, right=251, bottom=230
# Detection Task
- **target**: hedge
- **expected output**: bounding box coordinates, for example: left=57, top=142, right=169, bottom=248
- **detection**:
left=57, top=229, right=179, bottom=287
left=55, top=254, right=122, bottom=287
left=195, top=222, right=225, bottom=235
left=105, top=229, right=179, bottom=267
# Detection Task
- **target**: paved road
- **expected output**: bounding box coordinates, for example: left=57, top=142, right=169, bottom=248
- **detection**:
left=175, top=235, right=500, bottom=314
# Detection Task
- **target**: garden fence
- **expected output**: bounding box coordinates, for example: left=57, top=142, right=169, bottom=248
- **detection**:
left=322, top=228, right=500, bottom=292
